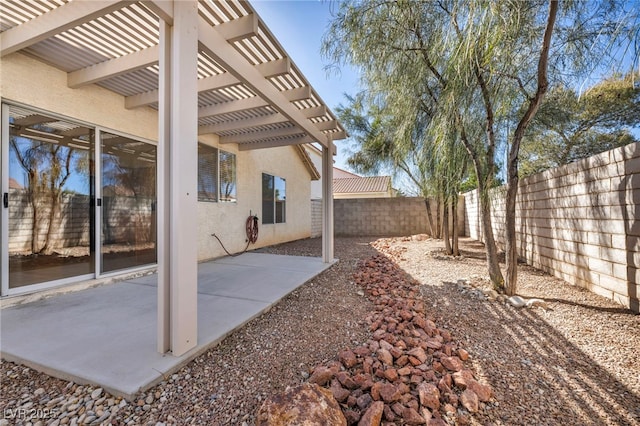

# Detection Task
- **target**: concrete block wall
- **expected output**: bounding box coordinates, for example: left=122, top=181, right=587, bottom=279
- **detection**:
left=463, top=141, right=640, bottom=312
left=334, top=196, right=465, bottom=237
left=311, top=199, right=322, bottom=238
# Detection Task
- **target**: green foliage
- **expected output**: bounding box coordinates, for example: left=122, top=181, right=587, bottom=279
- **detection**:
left=520, top=73, right=640, bottom=175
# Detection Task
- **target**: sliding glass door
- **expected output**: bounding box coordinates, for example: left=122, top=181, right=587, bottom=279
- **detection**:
left=5, top=105, right=95, bottom=288
left=101, top=132, right=156, bottom=273
left=1, top=104, right=157, bottom=294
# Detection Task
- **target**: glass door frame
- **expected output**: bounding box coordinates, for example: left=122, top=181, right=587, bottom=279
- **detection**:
left=0, top=101, right=158, bottom=297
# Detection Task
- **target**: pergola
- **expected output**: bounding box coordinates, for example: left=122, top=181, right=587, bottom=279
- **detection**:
left=0, top=0, right=343, bottom=356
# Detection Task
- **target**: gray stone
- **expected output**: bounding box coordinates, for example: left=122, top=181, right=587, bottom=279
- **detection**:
left=90, top=388, right=102, bottom=400
left=507, top=296, right=526, bottom=308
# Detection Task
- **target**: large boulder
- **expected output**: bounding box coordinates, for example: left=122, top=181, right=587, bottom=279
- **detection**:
left=256, top=383, right=346, bottom=426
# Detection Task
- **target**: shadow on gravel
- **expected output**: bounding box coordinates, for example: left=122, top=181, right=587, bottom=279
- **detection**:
left=541, top=297, right=634, bottom=315
left=380, top=254, right=640, bottom=425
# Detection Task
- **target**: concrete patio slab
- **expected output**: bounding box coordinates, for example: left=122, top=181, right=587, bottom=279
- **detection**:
left=0, top=253, right=333, bottom=399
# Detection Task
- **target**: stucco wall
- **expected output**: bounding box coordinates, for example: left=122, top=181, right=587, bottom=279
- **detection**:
left=2, top=53, right=312, bottom=266
left=1, top=53, right=158, bottom=141
left=463, top=141, right=640, bottom=312
left=334, top=197, right=464, bottom=237
left=197, top=139, right=312, bottom=260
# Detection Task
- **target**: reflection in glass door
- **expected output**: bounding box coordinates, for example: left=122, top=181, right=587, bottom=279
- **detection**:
left=101, top=132, right=156, bottom=273
left=7, top=105, right=95, bottom=288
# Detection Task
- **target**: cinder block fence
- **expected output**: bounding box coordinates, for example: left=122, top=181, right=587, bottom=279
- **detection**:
left=464, top=142, right=640, bottom=313
left=333, top=196, right=464, bottom=238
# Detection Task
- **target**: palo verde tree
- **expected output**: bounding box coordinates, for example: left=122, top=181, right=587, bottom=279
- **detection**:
left=325, top=0, right=639, bottom=294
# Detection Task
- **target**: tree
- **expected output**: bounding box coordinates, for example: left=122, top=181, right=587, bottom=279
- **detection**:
left=520, top=73, right=640, bottom=175
left=10, top=137, right=74, bottom=254
left=325, top=0, right=639, bottom=295
left=337, top=92, right=467, bottom=252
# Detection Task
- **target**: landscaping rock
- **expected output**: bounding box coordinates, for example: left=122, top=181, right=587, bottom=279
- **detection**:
left=255, top=383, right=346, bottom=426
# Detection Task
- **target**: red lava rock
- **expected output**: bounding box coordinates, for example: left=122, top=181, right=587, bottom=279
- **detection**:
left=330, top=380, right=351, bottom=403
left=398, top=366, right=412, bottom=376
left=370, top=382, right=382, bottom=401
left=340, top=349, right=359, bottom=368
left=308, top=366, right=334, bottom=386
left=391, top=402, right=405, bottom=416
left=408, top=356, right=422, bottom=367
left=377, top=348, right=393, bottom=366
left=425, top=339, right=442, bottom=350
left=432, top=361, right=445, bottom=374
left=344, top=410, right=361, bottom=425
left=408, top=347, right=428, bottom=363
left=384, top=368, right=398, bottom=381
left=402, top=407, right=426, bottom=425
left=443, top=403, right=456, bottom=414
left=396, top=355, right=409, bottom=367
left=441, top=356, right=463, bottom=372
left=383, top=404, right=396, bottom=422
left=467, top=379, right=492, bottom=402
left=417, top=383, right=440, bottom=411
left=452, top=370, right=474, bottom=389
left=358, top=401, right=384, bottom=426
left=336, top=372, right=359, bottom=390
left=458, top=348, right=469, bottom=361
left=460, top=389, right=479, bottom=413
left=347, top=395, right=357, bottom=408
left=379, top=383, right=402, bottom=403
left=428, top=418, right=447, bottom=426
left=356, top=393, right=373, bottom=410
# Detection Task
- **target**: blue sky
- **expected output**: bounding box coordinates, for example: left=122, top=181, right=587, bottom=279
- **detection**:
left=251, top=0, right=361, bottom=170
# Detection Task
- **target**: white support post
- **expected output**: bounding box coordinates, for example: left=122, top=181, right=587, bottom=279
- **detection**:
left=157, top=18, right=171, bottom=354
left=322, top=142, right=334, bottom=263
left=157, top=0, right=199, bottom=356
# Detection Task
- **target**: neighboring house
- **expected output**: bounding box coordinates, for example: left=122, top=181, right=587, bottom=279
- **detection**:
left=333, top=176, right=395, bottom=199
left=1, top=0, right=344, bottom=356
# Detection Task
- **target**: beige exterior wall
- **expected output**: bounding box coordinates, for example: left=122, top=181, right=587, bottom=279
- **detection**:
left=2, top=53, right=312, bottom=266
left=1, top=53, right=158, bottom=141
left=197, top=138, right=312, bottom=261
left=463, top=141, right=640, bottom=313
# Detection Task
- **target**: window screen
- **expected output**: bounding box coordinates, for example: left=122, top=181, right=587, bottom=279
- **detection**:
left=198, top=144, right=218, bottom=202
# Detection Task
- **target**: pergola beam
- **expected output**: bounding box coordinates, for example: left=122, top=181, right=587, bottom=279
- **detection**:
left=237, top=135, right=314, bottom=151
left=0, top=0, right=126, bottom=57
left=219, top=126, right=302, bottom=144
left=141, top=0, right=173, bottom=25
left=197, top=16, right=329, bottom=147
left=198, top=96, right=267, bottom=118
left=198, top=113, right=288, bottom=134
left=68, top=46, right=159, bottom=88
left=125, top=58, right=291, bottom=109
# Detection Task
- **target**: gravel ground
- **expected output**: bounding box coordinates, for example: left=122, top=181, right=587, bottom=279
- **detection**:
left=1, top=236, right=639, bottom=425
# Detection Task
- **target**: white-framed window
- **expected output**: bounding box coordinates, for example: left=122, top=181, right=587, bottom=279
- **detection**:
left=262, top=173, right=286, bottom=224
left=198, top=144, right=236, bottom=203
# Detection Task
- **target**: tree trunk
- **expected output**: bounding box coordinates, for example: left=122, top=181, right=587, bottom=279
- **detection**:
left=435, top=195, right=442, bottom=239
left=424, top=198, right=436, bottom=236
left=478, top=180, right=504, bottom=292
left=452, top=196, right=459, bottom=256
left=505, top=169, right=519, bottom=295
left=442, top=199, right=452, bottom=254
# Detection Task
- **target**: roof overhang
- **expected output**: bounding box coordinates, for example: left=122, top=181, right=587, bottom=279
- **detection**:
left=0, top=0, right=346, bottom=150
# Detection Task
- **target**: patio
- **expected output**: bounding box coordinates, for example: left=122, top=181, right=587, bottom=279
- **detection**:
left=0, top=252, right=333, bottom=400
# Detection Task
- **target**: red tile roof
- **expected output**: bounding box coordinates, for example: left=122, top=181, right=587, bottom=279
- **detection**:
left=333, top=176, right=391, bottom=194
